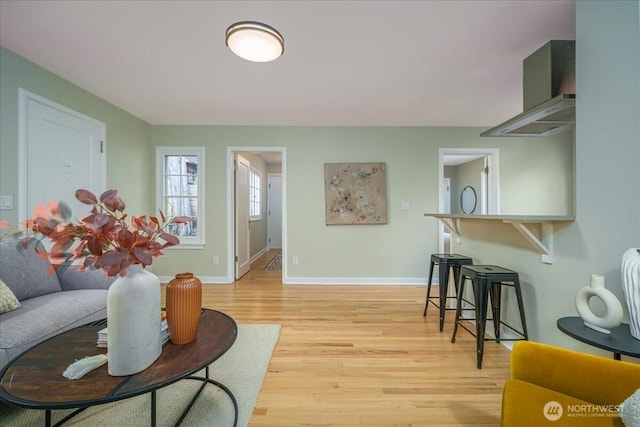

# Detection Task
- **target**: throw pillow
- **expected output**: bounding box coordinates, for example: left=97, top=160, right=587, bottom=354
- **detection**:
left=620, top=388, right=640, bottom=427
left=0, top=279, right=21, bottom=314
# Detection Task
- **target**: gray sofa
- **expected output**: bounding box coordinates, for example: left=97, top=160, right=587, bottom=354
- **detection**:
left=0, top=238, right=115, bottom=370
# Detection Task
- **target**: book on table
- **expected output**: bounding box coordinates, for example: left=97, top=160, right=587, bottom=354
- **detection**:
left=97, top=319, right=169, bottom=348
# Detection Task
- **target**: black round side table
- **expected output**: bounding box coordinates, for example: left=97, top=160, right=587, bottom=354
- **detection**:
left=557, top=316, right=640, bottom=360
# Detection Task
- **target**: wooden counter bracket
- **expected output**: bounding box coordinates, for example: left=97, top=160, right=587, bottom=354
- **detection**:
left=503, top=220, right=554, bottom=264
left=425, top=213, right=574, bottom=265
left=437, top=218, right=462, bottom=243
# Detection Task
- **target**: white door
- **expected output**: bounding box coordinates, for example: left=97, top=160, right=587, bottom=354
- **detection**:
left=20, top=90, right=105, bottom=223
left=268, top=174, right=282, bottom=249
left=235, top=155, right=251, bottom=279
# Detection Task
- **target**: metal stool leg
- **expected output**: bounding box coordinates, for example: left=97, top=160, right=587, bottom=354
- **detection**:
left=423, top=260, right=436, bottom=316
left=452, top=266, right=462, bottom=296
left=490, top=282, right=502, bottom=343
left=513, top=277, right=529, bottom=340
left=474, top=278, right=490, bottom=369
left=451, top=273, right=466, bottom=343
left=438, top=263, right=450, bottom=332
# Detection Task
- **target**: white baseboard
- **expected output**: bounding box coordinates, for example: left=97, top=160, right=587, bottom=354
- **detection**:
left=159, top=274, right=439, bottom=286
left=250, top=248, right=268, bottom=264
left=284, top=277, right=429, bottom=285
left=158, top=275, right=233, bottom=284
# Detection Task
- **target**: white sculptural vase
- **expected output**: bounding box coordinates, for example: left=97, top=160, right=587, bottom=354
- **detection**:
left=622, top=248, right=640, bottom=340
left=575, top=274, right=623, bottom=334
left=107, top=264, right=162, bottom=376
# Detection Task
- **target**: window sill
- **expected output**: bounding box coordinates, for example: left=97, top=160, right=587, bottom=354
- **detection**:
left=165, top=244, right=204, bottom=250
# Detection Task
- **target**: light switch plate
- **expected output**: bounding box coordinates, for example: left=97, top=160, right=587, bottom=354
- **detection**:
left=0, top=195, right=13, bottom=210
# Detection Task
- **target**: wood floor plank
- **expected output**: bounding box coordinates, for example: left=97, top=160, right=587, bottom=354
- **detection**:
left=161, top=250, right=511, bottom=426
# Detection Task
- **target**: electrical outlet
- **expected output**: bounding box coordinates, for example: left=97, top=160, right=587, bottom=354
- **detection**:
left=292, top=256, right=299, bottom=265
left=0, top=195, right=13, bottom=210
left=212, top=256, right=219, bottom=265
left=401, top=201, right=410, bottom=211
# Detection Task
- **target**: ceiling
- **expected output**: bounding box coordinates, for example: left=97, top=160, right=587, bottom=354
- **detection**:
left=0, top=1, right=575, bottom=130
left=443, top=154, right=485, bottom=167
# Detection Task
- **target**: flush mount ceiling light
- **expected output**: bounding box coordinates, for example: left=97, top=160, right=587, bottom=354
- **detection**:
left=225, top=21, right=284, bottom=62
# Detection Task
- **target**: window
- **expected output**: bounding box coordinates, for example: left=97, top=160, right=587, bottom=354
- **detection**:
left=249, top=168, right=261, bottom=221
left=155, top=147, right=204, bottom=247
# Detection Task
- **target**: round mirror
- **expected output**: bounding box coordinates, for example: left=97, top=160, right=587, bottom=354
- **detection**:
left=460, top=186, right=477, bottom=214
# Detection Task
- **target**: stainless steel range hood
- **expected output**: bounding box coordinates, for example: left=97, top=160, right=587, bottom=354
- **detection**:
left=481, top=40, right=575, bottom=137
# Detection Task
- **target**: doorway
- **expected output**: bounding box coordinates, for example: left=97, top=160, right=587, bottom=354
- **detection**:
left=438, top=148, right=500, bottom=253
left=227, top=147, right=287, bottom=283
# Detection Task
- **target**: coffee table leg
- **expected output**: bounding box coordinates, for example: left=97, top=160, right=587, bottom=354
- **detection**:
left=151, top=390, right=157, bottom=427
left=175, top=366, right=238, bottom=427
left=45, top=409, right=51, bottom=427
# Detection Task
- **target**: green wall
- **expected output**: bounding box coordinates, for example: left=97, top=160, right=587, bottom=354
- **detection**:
left=149, top=125, right=573, bottom=283
left=0, top=45, right=575, bottom=287
left=451, top=0, right=640, bottom=352
left=0, top=46, right=153, bottom=226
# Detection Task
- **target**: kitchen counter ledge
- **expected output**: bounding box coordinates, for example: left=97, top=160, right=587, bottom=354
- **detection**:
left=424, top=213, right=575, bottom=264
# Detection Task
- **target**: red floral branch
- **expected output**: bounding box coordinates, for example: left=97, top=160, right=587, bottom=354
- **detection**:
left=23, top=189, right=189, bottom=276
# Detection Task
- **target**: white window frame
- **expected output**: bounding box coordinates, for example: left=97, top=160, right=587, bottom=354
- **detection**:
left=155, top=146, right=205, bottom=248
left=249, top=167, right=262, bottom=221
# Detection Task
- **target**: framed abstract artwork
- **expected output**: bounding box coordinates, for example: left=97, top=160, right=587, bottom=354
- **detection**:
left=324, top=162, right=387, bottom=225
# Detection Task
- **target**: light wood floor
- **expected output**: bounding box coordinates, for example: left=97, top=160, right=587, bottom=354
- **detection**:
left=163, top=250, right=511, bottom=427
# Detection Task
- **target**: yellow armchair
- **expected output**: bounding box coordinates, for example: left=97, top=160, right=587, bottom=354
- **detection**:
left=501, top=341, right=640, bottom=426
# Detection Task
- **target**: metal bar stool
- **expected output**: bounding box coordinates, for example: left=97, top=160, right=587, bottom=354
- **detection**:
left=423, top=254, right=473, bottom=331
left=451, top=265, right=529, bottom=368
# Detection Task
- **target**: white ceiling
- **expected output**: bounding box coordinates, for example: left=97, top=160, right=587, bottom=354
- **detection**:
left=443, top=154, right=485, bottom=166
left=0, top=0, right=575, bottom=129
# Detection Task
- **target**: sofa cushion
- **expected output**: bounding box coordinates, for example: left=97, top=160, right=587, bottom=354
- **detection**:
left=510, top=340, right=640, bottom=406
left=0, top=239, right=62, bottom=301
left=56, top=264, right=115, bottom=291
left=0, top=289, right=107, bottom=369
left=502, top=379, right=623, bottom=427
left=0, top=279, right=21, bottom=314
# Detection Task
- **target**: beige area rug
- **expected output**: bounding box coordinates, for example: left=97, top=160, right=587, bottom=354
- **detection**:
left=0, top=324, right=281, bottom=427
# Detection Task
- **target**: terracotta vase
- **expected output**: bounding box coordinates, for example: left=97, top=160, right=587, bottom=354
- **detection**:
left=166, top=272, right=202, bottom=345
left=107, top=264, right=162, bottom=376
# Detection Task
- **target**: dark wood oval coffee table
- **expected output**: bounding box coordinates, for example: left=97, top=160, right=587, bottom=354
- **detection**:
left=0, top=308, right=238, bottom=426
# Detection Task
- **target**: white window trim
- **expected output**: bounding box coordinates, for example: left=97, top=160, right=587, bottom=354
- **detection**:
left=249, top=167, right=262, bottom=221
left=155, top=146, right=205, bottom=248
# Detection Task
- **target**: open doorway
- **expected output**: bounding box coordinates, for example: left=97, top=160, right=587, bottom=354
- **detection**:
left=226, top=147, right=287, bottom=282
left=438, top=148, right=500, bottom=253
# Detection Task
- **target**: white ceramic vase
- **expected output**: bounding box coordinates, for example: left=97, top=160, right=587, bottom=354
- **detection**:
left=107, top=264, right=162, bottom=376
left=622, top=248, right=640, bottom=340
left=575, top=274, right=623, bottom=334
